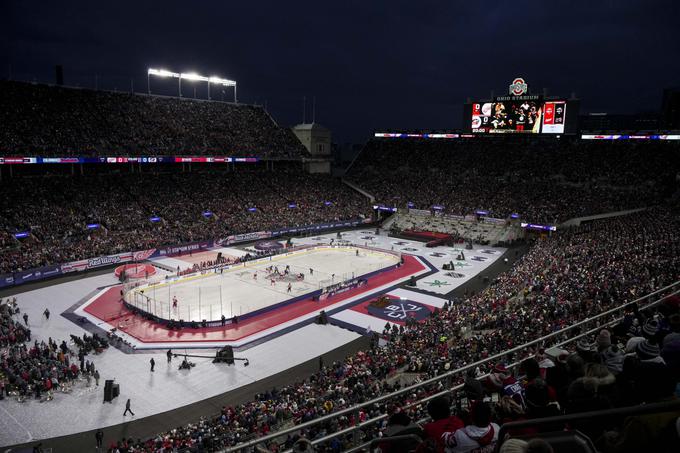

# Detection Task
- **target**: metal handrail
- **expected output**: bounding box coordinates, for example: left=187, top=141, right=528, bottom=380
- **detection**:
left=224, top=279, right=680, bottom=452
left=369, top=434, right=424, bottom=449
left=494, top=399, right=680, bottom=453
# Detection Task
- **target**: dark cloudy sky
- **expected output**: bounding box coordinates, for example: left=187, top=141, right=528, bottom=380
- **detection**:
left=2, top=1, right=679, bottom=142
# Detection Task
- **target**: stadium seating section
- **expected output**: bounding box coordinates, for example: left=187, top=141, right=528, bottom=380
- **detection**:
left=347, top=137, right=680, bottom=224
left=0, top=81, right=307, bottom=158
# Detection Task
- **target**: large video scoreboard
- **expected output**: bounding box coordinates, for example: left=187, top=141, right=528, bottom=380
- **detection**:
left=464, top=78, right=579, bottom=134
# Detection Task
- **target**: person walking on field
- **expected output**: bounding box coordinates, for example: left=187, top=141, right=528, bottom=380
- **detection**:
left=94, top=370, right=100, bottom=386
left=95, top=429, right=104, bottom=449
left=167, top=349, right=172, bottom=363
left=150, top=358, right=155, bottom=372
left=23, top=313, right=28, bottom=326
left=123, top=399, right=135, bottom=416
left=43, top=308, right=50, bottom=320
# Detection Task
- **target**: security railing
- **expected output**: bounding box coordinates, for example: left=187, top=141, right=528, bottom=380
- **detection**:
left=224, top=279, right=680, bottom=452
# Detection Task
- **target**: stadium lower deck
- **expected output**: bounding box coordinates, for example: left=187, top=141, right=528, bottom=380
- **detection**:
left=0, top=229, right=507, bottom=447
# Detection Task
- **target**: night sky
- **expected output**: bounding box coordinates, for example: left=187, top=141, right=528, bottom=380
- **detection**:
left=2, top=1, right=679, bottom=143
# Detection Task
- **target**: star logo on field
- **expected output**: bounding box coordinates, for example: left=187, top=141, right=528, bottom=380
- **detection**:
left=424, top=280, right=450, bottom=287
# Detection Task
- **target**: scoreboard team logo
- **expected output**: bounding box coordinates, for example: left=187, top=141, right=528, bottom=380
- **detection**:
left=509, top=77, right=528, bottom=96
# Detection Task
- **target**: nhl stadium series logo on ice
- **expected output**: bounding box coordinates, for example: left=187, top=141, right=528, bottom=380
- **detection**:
left=367, top=300, right=430, bottom=322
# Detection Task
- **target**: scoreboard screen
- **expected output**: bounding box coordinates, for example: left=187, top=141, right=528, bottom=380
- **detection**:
left=467, top=99, right=576, bottom=134
left=541, top=101, right=567, bottom=134
left=471, top=100, right=542, bottom=134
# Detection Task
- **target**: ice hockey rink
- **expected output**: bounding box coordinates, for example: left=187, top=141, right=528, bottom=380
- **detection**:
left=126, top=245, right=401, bottom=321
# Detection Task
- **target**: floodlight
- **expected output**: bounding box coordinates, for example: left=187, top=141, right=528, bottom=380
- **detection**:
left=148, top=68, right=179, bottom=78
left=147, top=67, right=237, bottom=101
left=180, top=73, right=207, bottom=82
left=208, top=76, right=237, bottom=86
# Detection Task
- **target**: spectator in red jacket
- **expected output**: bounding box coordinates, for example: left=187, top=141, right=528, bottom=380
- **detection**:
left=420, top=396, right=464, bottom=453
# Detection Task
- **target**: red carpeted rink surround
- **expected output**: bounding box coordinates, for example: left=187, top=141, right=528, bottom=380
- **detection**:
left=83, top=254, right=426, bottom=343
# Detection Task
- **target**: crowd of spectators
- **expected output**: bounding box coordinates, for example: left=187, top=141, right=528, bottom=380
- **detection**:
left=0, top=81, right=307, bottom=158
left=103, top=208, right=680, bottom=451
left=347, top=138, right=680, bottom=224
left=0, top=298, right=30, bottom=347
left=377, top=304, right=680, bottom=453
left=0, top=166, right=371, bottom=274
left=0, top=298, right=108, bottom=402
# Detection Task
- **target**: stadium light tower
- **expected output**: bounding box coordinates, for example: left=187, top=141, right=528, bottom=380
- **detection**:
left=147, top=68, right=237, bottom=102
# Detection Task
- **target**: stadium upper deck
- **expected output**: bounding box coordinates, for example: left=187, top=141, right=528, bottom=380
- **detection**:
left=0, top=81, right=308, bottom=158
left=346, top=137, right=680, bottom=224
